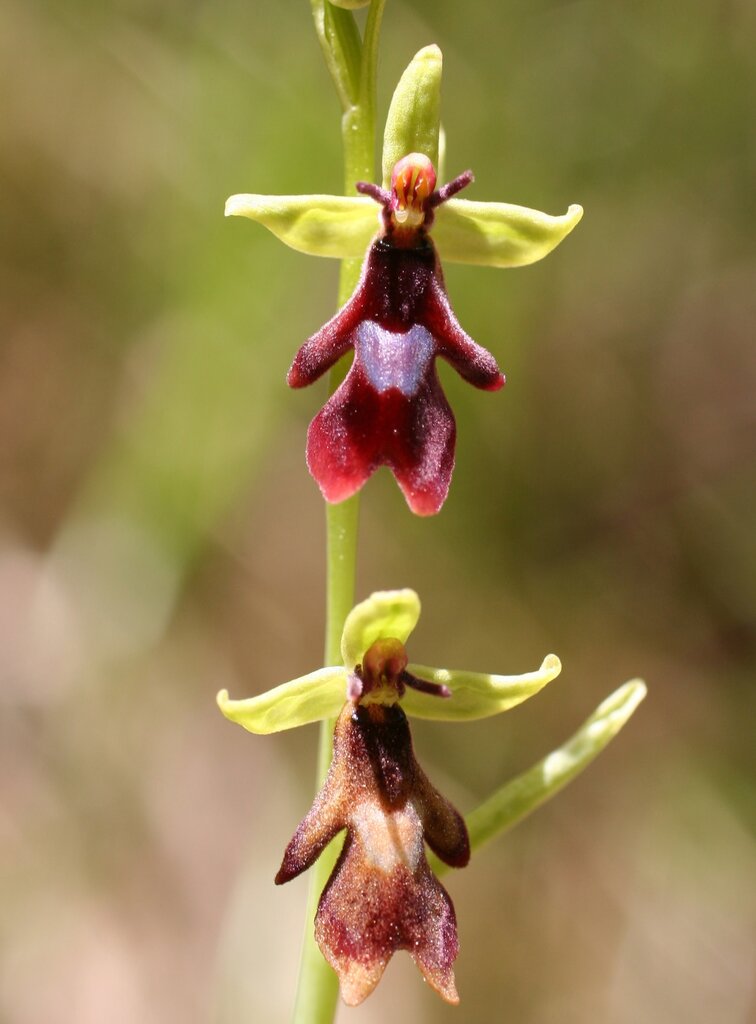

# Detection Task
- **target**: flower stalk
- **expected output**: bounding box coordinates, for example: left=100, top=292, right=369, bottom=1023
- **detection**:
left=295, top=4, right=385, bottom=1021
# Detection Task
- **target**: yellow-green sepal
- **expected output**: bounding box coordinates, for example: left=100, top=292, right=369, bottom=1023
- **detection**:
left=382, top=45, right=442, bottom=188
left=402, top=653, right=562, bottom=721
left=216, top=667, right=346, bottom=734
left=434, top=199, right=584, bottom=268
left=341, top=589, right=421, bottom=671
left=224, top=193, right=378, bottom=259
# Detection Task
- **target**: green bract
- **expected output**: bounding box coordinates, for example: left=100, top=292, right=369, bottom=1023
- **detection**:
left=225, top=45, right=583, bottom=269
left=434, top=678, right=648, bottom=870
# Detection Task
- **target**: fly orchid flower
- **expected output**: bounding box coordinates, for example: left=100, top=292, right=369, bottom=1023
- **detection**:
left=225, top=45, right=583, bottom=514
left=287, top=153, right=505, bottom=515
left=218, top=589, right=563, bottom=1004
left=275, top=672, right=469, bottom=1005
left=217, top=590, right=646, bottom=1005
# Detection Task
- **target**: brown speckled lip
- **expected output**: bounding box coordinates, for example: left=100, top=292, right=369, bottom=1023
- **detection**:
left=276, top=700, right=469, bottom=1006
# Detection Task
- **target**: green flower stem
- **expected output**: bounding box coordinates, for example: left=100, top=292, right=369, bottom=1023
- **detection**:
left=292, top=5, right=384, bottom=1022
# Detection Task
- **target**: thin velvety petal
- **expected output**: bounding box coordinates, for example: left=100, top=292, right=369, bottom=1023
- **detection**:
left=424, top=270, right=505, bottom=390
left=400, top=654, right=562, bottom=722
left=306, top=359, right=456, bottom=516
left=216, top=667, right=346, bottom=734
left=433, top=198, right=584, bottom=268
left=341, top=590, right=420, bottom=673
left=224, top=193, right=378, bottom=259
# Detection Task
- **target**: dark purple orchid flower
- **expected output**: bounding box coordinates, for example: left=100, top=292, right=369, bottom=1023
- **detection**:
left=288, top=154, right=505, bottom=516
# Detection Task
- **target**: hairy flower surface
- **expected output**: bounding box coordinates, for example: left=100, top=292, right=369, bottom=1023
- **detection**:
left=217, top=589, right=646, bottom=1006
left=288, top=154, right=504, bottom=515
left=217, top=591, right=560, bottom=1005
left=226, top=44, right=582, bottom=514
left=276, top=686, right=469, bottom=1005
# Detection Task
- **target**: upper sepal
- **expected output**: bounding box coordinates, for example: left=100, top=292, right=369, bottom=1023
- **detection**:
left=341, top=589, right=421, bottom=671
left=216, top=666, right=346, bottom=734
left=401, top=653, right=561, bottom=721
left=382, top=45, right=442, bottom=189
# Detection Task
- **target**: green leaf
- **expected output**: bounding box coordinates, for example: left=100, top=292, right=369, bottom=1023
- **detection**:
left=382, top=45, right=443, bottom=188
left=402, top=654, right=562, bottom=721
left=224, top=194, right=377, bottom=259
left=341, top=589, right=421, bottom=670
left=434, top=680, right=647, bottom=874
left=216, top=668, right=346, bottom=734
left=434, top=198, right=584, bottom=268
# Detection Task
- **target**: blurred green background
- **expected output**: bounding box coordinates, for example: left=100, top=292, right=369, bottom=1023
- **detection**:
left=1, top=1, right=754, bottom=1022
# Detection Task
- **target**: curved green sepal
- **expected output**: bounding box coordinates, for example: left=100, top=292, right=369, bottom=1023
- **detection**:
left=434, top=679, right=647, bottom=874
left=341, top=589, right=421, bottom=670
left=224, top=194, right=377, bottom=259
left=434, top=199, right=584, bottom=268
left=403, top=653, right=562, bottom=721
left=382, top=45, right=442, bottom=188
left=216, top=667, right=346, bottom=734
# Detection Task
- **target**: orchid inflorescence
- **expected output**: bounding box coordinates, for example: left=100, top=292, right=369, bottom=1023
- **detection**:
left=220, top=15, right=645, bottom=1016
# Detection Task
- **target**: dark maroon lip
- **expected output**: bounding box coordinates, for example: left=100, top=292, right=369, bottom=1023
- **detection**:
left=287, top=162, right=504, bottom=515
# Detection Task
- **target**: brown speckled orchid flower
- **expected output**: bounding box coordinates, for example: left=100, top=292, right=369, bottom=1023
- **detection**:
left=225, top=45, right=583, bottom=514
left=218, top=589, right=563, bottom=1005
left=218, top=591, right=646, bottom=1005
left=276, top=654, right=469, bottom=1005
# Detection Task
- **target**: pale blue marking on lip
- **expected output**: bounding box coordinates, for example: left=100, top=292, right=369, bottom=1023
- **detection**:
left=355, top=321, right=434, bottom=396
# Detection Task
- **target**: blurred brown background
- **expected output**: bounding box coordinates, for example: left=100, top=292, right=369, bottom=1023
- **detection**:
left=1, top=1, right=754, bottom=1022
